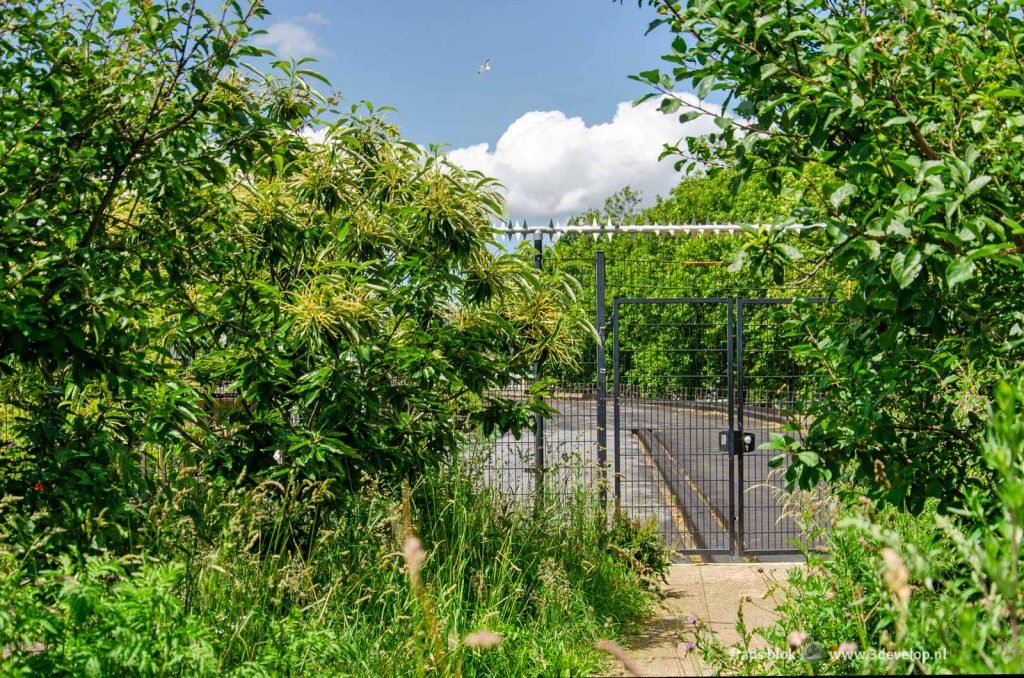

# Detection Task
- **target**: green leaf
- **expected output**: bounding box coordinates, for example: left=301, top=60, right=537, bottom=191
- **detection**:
left=964, top=175, right=991, bottom=199
left=849, top=43, right=867, bottom=76
left=775, top=242, right=804, bottom=261
left=891, top=248, right=923, bottom=288
left=697, top=75, right=716, bottom=99
left=713, top=116, right=732, bottom=130
left=883, top=115, right=912, bottom=127
left=830, top=183, right=858, bottom=209
left=727, top=247, right=747, bottom=273
left=637, top=69, right=661, bottom=85
left=945, top=258, right=975, bottom=288
left=659, top=97, right=682, bottom=114
left=860, top=238, right=882, bottom=260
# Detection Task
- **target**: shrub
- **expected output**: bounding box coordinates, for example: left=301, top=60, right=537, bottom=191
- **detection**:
left=0, top=0, right=589, bottom=558
left=632, top=0, right=1024, bottom=512
left=684, top=379, right=1024, bottom=675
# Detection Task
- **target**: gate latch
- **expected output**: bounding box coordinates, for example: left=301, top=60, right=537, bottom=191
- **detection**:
left=719, top=430, right=756, bottom=453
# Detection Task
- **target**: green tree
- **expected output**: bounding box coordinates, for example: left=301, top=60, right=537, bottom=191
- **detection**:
left=642, top=171, right=780, bottom=224
left=547, top=170, right=831, bottom=396
left=631, top=0, right=1024, bottom=511
left=574, top=185, right=645, bottom=225
left=0, top=0, right=585, bottom=552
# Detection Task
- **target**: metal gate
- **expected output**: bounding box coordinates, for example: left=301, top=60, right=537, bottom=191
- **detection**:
left=611, top=296, right=823, bottom=558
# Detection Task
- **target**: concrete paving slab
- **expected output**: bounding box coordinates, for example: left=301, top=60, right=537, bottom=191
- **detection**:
left=605, top=562, right=800, bottom=677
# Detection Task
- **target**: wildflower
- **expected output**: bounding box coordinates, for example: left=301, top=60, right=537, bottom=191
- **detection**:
left=683, top=641, right=695, bottom=653
left=33, top=482, right=43, bottom=491
left=786, top=630, right=809, bottom=652
left=688, top=614, right=698, bottom=626
left=464, top=629, right=502, bottom=649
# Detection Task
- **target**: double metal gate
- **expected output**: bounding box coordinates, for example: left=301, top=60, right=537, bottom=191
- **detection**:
left=611, top=297, right=822, bottom=558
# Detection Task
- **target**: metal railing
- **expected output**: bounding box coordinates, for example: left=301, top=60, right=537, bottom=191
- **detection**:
left=474, top=224, right=837, bottom=558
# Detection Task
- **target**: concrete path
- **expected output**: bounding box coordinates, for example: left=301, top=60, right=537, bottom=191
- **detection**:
left=605, top=562, right=800, bottom=677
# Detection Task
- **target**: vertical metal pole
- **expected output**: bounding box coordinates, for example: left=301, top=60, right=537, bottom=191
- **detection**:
left=595, top=251, right=607, bottom=507
left=533, top=232, right=545, bottom=505
left=734, top=300, right=745, bottom=558
left=729, top=301, right=737, bottom=557
left=612, top=300, right=621, bottom=508
left=726, top=299, right=737, bottom=556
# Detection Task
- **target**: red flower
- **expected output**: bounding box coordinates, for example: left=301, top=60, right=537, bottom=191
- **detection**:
left=33, top=482, right=44, bottom=491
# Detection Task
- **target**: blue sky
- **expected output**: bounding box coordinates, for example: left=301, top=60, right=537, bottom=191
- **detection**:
left=256, top=1, right=718, bottom=221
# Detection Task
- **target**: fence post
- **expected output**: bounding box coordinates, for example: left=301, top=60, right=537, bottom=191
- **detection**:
left=595, top=250, right=607, bottom=508
left=533, top=229, right=545, bottom=507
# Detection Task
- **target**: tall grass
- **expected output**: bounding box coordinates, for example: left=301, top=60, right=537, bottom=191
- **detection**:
left=0, top=451, right=662, bottom=675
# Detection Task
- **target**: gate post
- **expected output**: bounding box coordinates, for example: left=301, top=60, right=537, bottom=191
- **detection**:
left=612, top=300, right=621, bottom=508
left=595, top=251, right=607, bottom=508
left=728, top=300, right=741, bottom=557
left=533, top=230, right=545, bottom=507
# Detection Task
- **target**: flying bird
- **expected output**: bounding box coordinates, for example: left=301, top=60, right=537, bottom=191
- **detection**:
left=477, top=58, right=491, bottom=76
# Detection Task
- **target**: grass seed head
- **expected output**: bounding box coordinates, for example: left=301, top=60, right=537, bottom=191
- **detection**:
left=463, top=629, right=502, bottom=649
left=403, top=535, right=425, bottom=582
left=595, top=640, right=645, bottom=677
left=881, top=547, right=911, bottom=606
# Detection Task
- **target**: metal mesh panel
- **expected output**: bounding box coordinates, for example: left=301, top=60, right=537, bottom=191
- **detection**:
left=737, top=301, right=839, bottom=557
left=473, top=383, right=537, bottom=501
left=474, top=239, right=839, bottom=559
left=613, top=298, right=734, bottom=554
left=737, top=299, right=829, bottom=554
left=472, top=251, right=606, bottom=504
left=541, top=253, right=605, bottom=499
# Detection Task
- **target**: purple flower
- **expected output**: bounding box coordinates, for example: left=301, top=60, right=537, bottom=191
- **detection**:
left=683, top=641, right=695, bottom=652
left=688, top=614, right=698, bottom=626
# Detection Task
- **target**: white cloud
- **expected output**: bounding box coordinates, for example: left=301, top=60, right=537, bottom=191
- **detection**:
left=299, top=126, right=328, bottom=144
left=254, top=13, right=328, bottom=59
left=448, top=94, right=721, bottom=222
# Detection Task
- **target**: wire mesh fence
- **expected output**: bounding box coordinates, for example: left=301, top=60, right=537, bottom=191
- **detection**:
left=471, top=228, right=839, bottom=559
left=613, top=298, right=734, bottom=554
